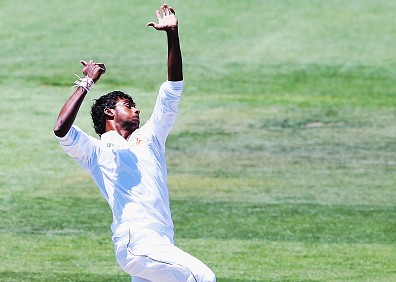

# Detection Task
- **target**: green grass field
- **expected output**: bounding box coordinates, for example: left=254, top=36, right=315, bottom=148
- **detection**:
left=1, top=0, right=395, bottom=281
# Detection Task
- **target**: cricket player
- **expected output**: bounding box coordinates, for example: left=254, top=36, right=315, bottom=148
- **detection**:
left=54, top=4, right=216, bottom=282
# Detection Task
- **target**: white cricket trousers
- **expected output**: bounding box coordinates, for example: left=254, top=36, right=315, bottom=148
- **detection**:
left=114, top=229, right=216, bottom=282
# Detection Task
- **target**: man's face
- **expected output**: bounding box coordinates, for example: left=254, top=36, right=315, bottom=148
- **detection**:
left=113, top=98, right=140, bottom=130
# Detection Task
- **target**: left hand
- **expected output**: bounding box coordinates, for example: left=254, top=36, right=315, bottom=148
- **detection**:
left=147, top=3, right=178, bottom=31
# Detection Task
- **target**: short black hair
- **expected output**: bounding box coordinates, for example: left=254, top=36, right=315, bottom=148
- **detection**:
left=91, top=90, right=135, bottom=136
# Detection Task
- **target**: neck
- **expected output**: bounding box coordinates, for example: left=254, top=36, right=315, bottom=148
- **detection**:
left=105, top=123, right=136, bottom=140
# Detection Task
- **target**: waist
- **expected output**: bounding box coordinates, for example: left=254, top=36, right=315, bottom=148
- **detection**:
left=112, top=221, right=174, bottom=240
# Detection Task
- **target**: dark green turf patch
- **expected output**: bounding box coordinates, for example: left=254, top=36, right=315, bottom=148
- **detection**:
left=171, top=200, right=396, bottom=244
left=3, top=196, right=395, bottom=245
left=1, top=195, right=111, bottom=235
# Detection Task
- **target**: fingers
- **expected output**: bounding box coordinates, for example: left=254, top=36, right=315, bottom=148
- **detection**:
left=156, top=9, right=161, bottom=20
left=96, top=63, right=106, bottom=73
left=147, top=3, right=177, bottom=30
left=162, top=4, right=169, bottom=16
left=81, top=60, right=105, bottom=68
left=156, top=4, right=175, bottom=18
left=81, top=60, right=95, bottom=67
left=80, top=60, right=106, bottom=77
left=146, top=22, right=156, bottom=27
left=160, top=4, right=174, bottom=16
left=91, top=63, right=105, bottom=74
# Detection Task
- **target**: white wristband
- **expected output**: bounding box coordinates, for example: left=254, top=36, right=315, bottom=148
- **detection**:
left=73, top=74, right=94, bottom=92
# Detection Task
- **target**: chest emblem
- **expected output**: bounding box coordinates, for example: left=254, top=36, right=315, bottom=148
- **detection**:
left=135, top=138, right=142, bottom=145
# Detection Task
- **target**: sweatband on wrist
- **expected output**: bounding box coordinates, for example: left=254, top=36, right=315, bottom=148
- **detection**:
left=72, top=74, right=94, bottom=92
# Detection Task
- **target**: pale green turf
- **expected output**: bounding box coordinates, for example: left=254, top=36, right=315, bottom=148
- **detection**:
left=1, top=0, right=395, bottom=281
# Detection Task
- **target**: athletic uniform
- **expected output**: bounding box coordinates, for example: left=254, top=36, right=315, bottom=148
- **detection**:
left=57, top=81, right=216, bottom=282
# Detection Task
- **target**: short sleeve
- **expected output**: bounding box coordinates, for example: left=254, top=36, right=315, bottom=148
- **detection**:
left=57, top=125, right=99, bottom=171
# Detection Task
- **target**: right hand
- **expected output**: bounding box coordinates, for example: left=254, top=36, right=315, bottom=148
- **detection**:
left=81, top=60, right=106, bottom=83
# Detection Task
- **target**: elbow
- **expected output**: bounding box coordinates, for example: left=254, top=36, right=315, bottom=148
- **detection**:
left=53, top=121, right=67, bottom=138
left=53, top=127, right=63, bottom=138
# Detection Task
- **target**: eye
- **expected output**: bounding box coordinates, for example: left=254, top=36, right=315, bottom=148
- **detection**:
left=121, top=100, right=136, bottom=109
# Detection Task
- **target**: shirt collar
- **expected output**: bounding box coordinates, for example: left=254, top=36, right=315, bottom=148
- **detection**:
left=101, top=130, right=126, bottom=144
left=100, top=129, right=139, bottom=145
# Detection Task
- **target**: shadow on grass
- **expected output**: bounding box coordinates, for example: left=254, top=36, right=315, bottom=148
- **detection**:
left=0, top=272, right=296, bottom=282
left=217, top=279, right=264, bottom=282
left=0, top=272, right=272, bottom=282
left=0, top=271, right=127, bottom=282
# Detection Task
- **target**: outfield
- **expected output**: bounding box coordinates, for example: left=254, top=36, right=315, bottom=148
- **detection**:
left=1, top=0, right=395, bottom=281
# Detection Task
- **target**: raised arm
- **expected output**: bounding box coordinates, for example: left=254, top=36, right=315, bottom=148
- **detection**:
left=54, top=60, right=105, bottom=137
left=147, top=3, right=183, bottom=81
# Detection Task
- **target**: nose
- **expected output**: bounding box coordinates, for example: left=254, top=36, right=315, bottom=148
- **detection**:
left=134, top=108, right=140, bottom=115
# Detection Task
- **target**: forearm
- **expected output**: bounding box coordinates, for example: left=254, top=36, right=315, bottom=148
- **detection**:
left=54, top=60, right=105, bottom=137
left=167, top=28, right=183, bottom=81
left=54, top=87, right=87, bottom=137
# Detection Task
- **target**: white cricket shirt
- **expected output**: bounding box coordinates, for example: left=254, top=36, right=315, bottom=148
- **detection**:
left=58, top=81, right=183, bottom=238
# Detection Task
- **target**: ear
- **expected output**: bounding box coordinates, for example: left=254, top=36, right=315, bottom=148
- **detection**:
left=104, top=108, right=115, bottom=119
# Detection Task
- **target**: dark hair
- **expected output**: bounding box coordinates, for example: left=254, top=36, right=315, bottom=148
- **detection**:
left=91, top=90, right=135, bottom=136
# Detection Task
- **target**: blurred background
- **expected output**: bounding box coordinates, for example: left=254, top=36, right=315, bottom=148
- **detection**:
left=1, top=1, right=395, bottom=281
